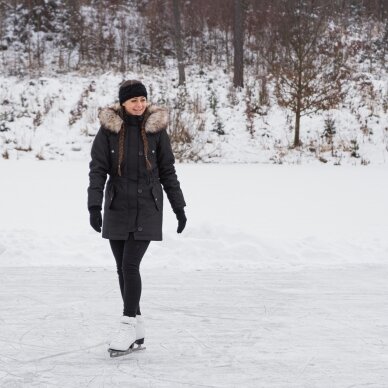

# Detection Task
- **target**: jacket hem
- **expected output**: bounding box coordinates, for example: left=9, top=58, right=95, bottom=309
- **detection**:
left=102, top=232, right=162, bottom=241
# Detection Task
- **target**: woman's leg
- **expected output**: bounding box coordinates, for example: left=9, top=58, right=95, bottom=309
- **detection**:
left=109, top=239, right=125, bottom=311
left=122, top=233, right=150, bottom=317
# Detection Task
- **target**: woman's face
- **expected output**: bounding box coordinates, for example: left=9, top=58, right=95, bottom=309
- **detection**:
left=122, top=96, right=147, bottom=115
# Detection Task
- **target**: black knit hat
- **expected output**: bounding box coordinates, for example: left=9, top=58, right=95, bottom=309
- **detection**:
left=119, top=80, right=147, bottom=105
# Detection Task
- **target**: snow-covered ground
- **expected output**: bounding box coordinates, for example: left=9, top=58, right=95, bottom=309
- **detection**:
left=1, top=68, right=387, bottom=166
left=0, top=161, right=387, bottom=387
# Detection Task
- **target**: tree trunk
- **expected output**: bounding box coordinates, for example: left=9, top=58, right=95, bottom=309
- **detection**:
left=294, top=106, right=301, bottom=147
left=379, top=0, right=386, bottom=22
left=233, top=0, right=244, bottom=88
left=172, top=0, right=186, bottom=85
left=294, top=59, right=303, bottom=147
left=225, top=28, right=230, bottom=68
left=119, top=16, right=127, bottom=73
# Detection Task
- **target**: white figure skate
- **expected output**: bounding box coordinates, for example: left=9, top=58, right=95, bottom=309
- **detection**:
left=108, top=316, right=145, bottom=358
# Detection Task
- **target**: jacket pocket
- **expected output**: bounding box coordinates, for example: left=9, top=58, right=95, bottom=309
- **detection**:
left=107, top=184, right=115, bottom=209
left=151, top=185, right=160, bottom=211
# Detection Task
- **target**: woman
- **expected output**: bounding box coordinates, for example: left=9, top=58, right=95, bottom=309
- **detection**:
left=87, top=80, right=187, bottom=356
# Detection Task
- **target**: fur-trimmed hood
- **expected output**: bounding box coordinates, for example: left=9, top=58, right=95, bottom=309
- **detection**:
left=98, top=103, right=168, bottom=134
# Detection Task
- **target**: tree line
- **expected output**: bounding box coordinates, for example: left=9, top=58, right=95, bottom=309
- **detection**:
left=0, top=0, right=387, bottom=147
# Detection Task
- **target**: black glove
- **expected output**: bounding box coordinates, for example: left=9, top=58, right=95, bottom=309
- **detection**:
left=89, top=207, right=102, bottom=233
left=174, top=208, right=187, bottom=234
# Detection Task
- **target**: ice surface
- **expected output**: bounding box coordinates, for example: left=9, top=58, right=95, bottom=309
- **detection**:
left=0, top=161, right=387, bottom=387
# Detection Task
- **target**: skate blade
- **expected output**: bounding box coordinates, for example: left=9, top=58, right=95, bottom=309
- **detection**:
left=108, top=344, right=146, bottom=358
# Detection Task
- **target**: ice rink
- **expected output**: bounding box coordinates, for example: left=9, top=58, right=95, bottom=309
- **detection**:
left=0, top=161, right=387, bottom=387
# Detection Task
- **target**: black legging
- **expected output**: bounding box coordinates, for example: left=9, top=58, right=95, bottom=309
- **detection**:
left=109, top=233, right=150, bottom=317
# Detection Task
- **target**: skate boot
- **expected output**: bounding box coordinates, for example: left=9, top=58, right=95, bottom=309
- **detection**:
left=136, top=315, right=145, bottom=345
left=108, top=316, right=144, bottom=357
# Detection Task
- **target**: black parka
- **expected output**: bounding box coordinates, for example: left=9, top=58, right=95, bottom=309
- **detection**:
left=87, top=103, right=186, bottom=241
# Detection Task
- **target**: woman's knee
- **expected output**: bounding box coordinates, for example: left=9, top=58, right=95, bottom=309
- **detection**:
left=122, top=260, right=140, bottom=274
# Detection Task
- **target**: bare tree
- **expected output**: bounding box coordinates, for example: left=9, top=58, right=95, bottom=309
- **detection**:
left=1, top=0, right=386, bottom=81
left=270, top=1, right=348, bottom=147
left=0, top=1, right=9, bottom=50
left=172, top=0, right=186, bottom=85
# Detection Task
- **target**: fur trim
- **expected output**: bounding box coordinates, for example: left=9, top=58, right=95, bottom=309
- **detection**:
left=144, top=105, right=168, bottom=134
left=98, top=103, right=122, bottom=134
left=98, top=103, right=168, bottom=134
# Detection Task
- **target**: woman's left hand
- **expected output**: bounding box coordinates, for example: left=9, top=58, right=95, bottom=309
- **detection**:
left=174, top=208, right=187, bottom=234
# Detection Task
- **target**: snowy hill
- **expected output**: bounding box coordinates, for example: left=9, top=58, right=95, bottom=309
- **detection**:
left=1, top=0, right=387, bottom=166
left=1, top=65, right=387, bottom=166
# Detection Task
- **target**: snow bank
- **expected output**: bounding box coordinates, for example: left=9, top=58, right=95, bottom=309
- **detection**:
left=1, top=161, right=387, bottom=269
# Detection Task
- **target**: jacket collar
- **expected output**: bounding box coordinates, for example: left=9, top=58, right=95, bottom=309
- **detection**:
left=98, top=103, right=168, bottom=134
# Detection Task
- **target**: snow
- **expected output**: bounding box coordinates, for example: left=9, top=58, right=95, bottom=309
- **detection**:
left=1, top=160, right=388, bottom=387
left=1, top=66, right=387, bottom=165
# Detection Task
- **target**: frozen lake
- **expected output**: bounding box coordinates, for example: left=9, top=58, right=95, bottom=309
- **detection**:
left=1, top=266, right=387, bottom=387
left=0, top=161, right=387, bottom=387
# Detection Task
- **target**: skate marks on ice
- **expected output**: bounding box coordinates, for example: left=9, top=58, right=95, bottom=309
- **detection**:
left=0, top=266, right=388, bottom=387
